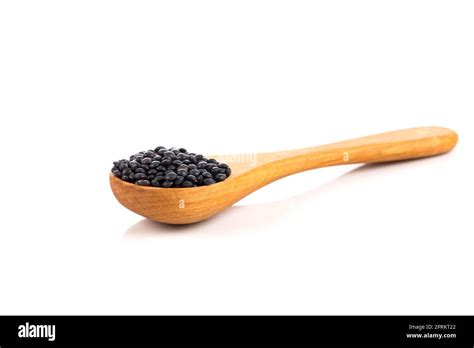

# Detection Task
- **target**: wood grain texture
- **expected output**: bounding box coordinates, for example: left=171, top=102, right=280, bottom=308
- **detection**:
left=110, top=126, right=458, bottom=224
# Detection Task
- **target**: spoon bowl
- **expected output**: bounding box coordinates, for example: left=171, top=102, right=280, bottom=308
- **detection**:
left=110, top=153, right=264, bottom=224
left=110, top=126, right=458, bottom=224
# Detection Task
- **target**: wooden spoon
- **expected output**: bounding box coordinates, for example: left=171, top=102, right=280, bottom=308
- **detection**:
left=110, top=126, right=458, bottom=224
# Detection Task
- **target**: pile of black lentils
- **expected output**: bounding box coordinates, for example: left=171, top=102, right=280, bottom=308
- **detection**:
left=111, top=146, right=231, bottom=188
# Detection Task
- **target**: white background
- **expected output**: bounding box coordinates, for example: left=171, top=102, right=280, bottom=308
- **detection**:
left=0, top=0, right=473, bottom=314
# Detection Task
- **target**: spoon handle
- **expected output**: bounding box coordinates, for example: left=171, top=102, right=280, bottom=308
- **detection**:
left=258, top=127, right=458, bottom=180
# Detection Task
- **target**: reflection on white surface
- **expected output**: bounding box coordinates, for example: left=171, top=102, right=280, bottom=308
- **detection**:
left=123, top=155, right=451, bottom=239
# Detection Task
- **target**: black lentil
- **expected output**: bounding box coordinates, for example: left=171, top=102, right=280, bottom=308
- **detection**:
left=134, top=173, right=147, bottom=180
left=203, top=178, right=216, bottom=185
left=162, top=181, right=174, bottom=188
left=175, top=176, right=184, bottom=186
left=215, top=173, right=227, bottom=181
left=165, top=172, right=178, bottom=181
left=182, top=180, right=193, bottom=187
left=187, top=175, right=197, bottom=183
left=111, top=146, right=231, bottom=188
left=142, top=157, right=152, bottom=165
